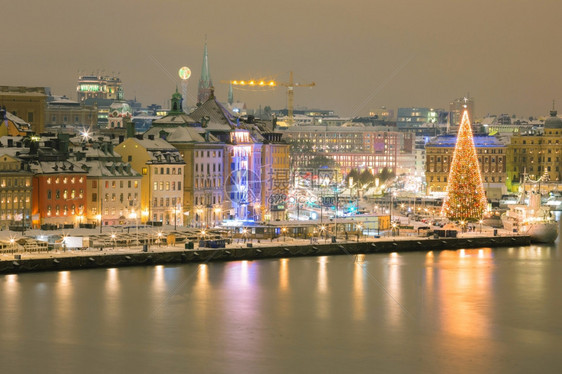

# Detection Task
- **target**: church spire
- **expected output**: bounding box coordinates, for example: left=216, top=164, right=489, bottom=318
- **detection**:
left=228, top=82, right=233, bottom=105
left=197, top=37, right=214, bottom=105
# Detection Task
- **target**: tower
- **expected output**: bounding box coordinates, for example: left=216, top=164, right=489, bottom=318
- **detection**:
left=197, top=39, right=213, bottom=105
left=441, top=109, right=488, bottom=221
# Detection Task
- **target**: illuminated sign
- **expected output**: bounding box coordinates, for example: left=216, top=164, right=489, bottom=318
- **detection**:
left=79, top=84, right=101, bottom=92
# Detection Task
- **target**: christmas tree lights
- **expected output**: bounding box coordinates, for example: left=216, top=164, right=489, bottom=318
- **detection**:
left=441, top=109, right=488, bottom=221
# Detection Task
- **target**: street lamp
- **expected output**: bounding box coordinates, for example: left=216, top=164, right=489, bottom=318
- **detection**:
left=96, top=214, right=102, bottom=233
left=214, top=207, right=222, bottom=227
left=129, top=211, right=138, bottom=246
left=357, top=223, right=363, bottom=242
left=111, top=233, right=116, bottom=250
left=281, top=227, right=287, bottom=242
left=479, top=219, right=483, bottom=233
left=157, top=231, right=163, bottom=247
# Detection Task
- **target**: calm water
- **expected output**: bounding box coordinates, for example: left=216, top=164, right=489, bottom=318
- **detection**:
left=1, top=243, right=562, bottom=374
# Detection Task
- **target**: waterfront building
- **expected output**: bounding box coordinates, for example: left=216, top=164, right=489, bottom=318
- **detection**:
left=261, top=132, right=290, bottom=221
left=0, top=86, right=48, bottom=134
left=0, top=151, right=33, bottom=229
left=146, top=92, right=226, bottom=227
left=425, top=134, right=507, bottom=200
left=506, top=109, right=562, bottom=193
left=71, top=139, right=141, bottom=227
left=115, top=137, right=185, bottom=225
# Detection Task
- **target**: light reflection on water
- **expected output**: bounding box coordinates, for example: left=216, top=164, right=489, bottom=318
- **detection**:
left=1, top=244, right=562, bottom=373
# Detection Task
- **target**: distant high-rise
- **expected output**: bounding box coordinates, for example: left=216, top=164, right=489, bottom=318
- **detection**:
left=449, top=96, right=475, bottom=131
left=197, top=40, right=214, bottom=105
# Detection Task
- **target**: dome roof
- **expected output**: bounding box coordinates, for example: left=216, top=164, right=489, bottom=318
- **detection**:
left=109, top=101, right=132, bottom=118
left=544, top=110, right=562, bottom=129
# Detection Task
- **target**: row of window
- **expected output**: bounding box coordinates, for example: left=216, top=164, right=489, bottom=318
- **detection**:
left=46, top=205, right=84, bottom=216
left=91, top=192, right=138, bottom=203
left=195, top=150, right=222, bottom=158
left=430, top=176, right=504, bottom=183
left=153, top=181, right=182, bottom=191
left=91, top=180, right=139, bottom=189
left=152, top=197, right=182, bottom=208
left=195, top=163, right=221, bottom=173
left=194, top=195, right=222, bottom=206
left=154, top=167, right=182, bottom=175
left=194, top=179, right=221, bottom=189
left=0, top=178, right=32, bottom=188
left=47, top=177, right=84, bottom=185
left=46, top=189, right=84, bottom=200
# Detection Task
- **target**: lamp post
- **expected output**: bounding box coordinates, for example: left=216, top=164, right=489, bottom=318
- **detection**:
left=129, top=211, right=138, bottom=246
left=96, top=214, right=102, bottom=233
left=357, top=223, right=363, bottom=242
left=111, top=233, right=116, bottom=250
left=282, top=227, right=287, bottom=242
left=479, top=219, right=483, bottom=233
left=214, top=207, right=222, bottom=227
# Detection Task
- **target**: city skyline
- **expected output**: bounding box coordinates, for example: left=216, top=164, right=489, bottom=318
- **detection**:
left=3, top=0, right=562, bottom=117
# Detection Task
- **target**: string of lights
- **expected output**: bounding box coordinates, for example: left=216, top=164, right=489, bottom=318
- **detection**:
left=441, top=109, right=488, bottom=221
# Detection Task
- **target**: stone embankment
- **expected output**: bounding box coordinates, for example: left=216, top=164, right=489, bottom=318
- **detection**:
left=0, top=235, right=531, bottom=274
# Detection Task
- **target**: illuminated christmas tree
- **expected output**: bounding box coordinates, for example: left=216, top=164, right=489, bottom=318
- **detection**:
left=441, top=109, right=488, bottom=221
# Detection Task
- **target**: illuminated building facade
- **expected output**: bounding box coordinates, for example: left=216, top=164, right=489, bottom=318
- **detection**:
left=284, top=126, right=400, bottom=176
left=425, top=134, right=507, bottom=199
left=77, top=75, right=122, bottom=103
left=0, top=153, right=33, bottom=229
left=30, top=162, right=87, bottom=227
left=71, top=140, right=141, bottom=227
left=261, top=133, right=291, bottom=221
left=506, top=110, right=562, bottom=192
left=115, top=137, right=185, bottom=225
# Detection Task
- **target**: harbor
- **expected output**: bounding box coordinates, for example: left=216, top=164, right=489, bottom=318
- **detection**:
left=0, top=228, right=531, bottom=274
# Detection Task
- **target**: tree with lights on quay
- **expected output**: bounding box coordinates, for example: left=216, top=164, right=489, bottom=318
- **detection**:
left=441, top=108, right=488, bottom=222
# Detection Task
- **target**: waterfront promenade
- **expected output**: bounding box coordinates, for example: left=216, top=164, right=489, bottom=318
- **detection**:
left=0, top=226, right=531, bottom=274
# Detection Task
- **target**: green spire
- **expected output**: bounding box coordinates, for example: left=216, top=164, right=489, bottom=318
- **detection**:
left=228, top=82, right=233, bottom=105
left=197, top=38, right=214, bottom=104
left=170, top=87, right=183, bottom=114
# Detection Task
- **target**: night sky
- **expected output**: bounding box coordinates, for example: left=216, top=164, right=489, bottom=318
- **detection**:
left=3, top=0, right=561, bottom=118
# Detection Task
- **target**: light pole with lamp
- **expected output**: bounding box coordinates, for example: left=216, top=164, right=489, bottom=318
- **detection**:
left=96, top=214, right=102, bottom=233
left=479, top=219, right=483, bottom=233
left=214, top=206, right=222, bottom=227
left=129, top=211, right=138, bottom=246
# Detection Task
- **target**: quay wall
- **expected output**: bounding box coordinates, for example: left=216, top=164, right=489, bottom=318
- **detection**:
left=0, top=235, right=531, bottom=275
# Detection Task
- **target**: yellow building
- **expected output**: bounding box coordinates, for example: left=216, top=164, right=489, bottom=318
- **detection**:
left=506, top=110, right=562, bottom=192
left=0, top=86, right=48, bottom=134
left=115, top=136, right=185, bottom=225
left=0, top=110, right=33, bottom=137
left=425, top=134, right=507, bottom=200
left=0, top=153, right=33, bottom=229
left=261, top=133, right=291, bottom=221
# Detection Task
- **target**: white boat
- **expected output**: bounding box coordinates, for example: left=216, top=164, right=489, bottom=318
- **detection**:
left=501, top=190, right=558, bottom=243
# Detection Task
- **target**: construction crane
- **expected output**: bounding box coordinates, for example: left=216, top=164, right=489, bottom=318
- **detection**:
left=221, top=71, right=315, bottom=126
